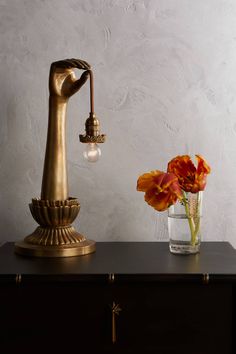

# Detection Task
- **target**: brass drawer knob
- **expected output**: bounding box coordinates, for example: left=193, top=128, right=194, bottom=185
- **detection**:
left=15, top=274, right=22, bottom=285
left=111, top=301, right=122, bottom=344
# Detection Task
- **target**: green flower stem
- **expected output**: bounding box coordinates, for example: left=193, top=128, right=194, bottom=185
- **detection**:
left=194, top=218, right=200, bottom=241
left=193, top=193, right=201, bottom=241
left=182, top=192, right=196, bottom=246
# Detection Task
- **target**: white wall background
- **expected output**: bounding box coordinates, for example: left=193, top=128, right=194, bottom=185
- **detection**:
left=1, top=0, right=236, bottom=246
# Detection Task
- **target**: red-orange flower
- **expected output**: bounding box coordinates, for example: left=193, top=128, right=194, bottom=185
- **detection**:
left=137, top=170, right=182, bottom=212
left=167, top=155, right=211, bottom=193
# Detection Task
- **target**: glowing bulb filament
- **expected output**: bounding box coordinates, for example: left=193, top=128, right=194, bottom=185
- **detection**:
left=83, top=143, right=101, bottom=163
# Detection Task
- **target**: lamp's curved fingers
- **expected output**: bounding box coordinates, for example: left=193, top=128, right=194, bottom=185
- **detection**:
left=51, top=58, right=91, bottom=71
left=70, top=70, right=90, bottom=96
left=69, top=58, right=91, bottom=70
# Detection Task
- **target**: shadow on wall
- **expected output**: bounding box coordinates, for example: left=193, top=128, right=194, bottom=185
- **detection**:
left=0, top=75, right=42, bottom=243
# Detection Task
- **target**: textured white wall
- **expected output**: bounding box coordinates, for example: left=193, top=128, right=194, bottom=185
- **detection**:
left=1, top=0, right=236, bottom=246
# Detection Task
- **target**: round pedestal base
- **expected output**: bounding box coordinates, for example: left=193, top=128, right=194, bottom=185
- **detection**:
left=14, top=239, right=96, bottom=258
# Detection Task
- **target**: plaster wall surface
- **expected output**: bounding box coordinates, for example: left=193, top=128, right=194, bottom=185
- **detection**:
left=0, top=0, right=236, bottom=246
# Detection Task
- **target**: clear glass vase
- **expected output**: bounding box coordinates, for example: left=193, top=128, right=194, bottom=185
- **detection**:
left=168, top=192, right=203, bottom=254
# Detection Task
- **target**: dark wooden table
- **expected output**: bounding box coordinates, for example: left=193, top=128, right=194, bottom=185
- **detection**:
left=0, top=242, right=235, bottom=354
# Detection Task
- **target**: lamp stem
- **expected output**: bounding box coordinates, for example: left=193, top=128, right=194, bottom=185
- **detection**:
left=41, top=95, right=69, bottom=201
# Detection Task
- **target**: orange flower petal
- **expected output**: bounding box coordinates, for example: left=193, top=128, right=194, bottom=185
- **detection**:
left=137, top=170, right=163, bottom=192
left=145, top=189, right=172, bottom=212
left=167, top=154, right=211, bottom=193
left=155, top=173, right=178, bottom=190
left=168, top=178, right=183, bottom=200
left=138, top=171, right=183, bottom=212
left=196, top=155, right=211, bottom=175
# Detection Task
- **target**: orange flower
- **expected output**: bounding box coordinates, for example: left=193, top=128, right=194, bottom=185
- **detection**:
left=137, top=170, right=182, bottom=211
left=167, top=155, right=211, bottom=193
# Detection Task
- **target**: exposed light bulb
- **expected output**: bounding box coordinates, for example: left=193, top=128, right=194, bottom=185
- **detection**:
left=83, top=143, right=101, bottom=163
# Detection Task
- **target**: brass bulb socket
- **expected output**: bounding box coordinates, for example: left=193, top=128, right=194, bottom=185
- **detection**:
left=79, top=134, right=106, bottom=143
left=79, top=112, right=106, bottom=143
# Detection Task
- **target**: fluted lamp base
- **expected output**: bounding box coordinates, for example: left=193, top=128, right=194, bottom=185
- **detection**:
left=14, top=197, right=96, bottom=258
left=15, top=238, right=96, bottom=258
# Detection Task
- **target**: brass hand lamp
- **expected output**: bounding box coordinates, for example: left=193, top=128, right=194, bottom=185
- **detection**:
left=15, top=58, right=105, bottom=257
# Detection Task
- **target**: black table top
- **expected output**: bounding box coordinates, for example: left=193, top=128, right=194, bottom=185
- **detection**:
left=0, top=242, right=236, bottom=283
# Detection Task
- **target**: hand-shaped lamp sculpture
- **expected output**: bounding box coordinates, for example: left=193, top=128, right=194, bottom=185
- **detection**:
left=15, top=59, right=105, bottom=257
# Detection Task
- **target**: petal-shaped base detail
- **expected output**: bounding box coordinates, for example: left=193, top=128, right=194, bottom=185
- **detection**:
left=15, top=197, right=95, bottom=257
